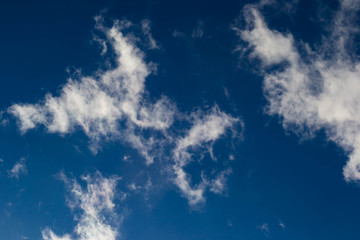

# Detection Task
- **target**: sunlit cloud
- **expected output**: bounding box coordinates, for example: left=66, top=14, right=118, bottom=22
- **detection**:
left=234, top=0, right=360, bottom=182
left=42, top=171, right=122, bottom=240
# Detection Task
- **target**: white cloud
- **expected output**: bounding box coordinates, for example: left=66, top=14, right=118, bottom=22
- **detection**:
left=42, top=230, right=71, bottom=240
left=8, top=158, right=27, bottom=179
left=9, top=17, right=175, bottom=165
left=122, top=155, right=131, bottom=162
left=42, top=171, right=121, bottom=240
left=8, top=16, right=242, bottom=207
left=235, top=1, right=360, bottom=182
left=234, top=7, right=298, bottom=66
left=173, top=106, right=241, bottom=206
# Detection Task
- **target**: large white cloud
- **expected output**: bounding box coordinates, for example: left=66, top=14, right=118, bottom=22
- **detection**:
left=9, top=17, right=174, bottom=164
left=42, top=172, right=121, bottom=240
left=9, top=17, right=242, bottom=207
left=234, top=0, right=360, bottom=181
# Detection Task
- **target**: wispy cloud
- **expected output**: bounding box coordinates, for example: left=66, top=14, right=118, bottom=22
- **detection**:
left=9, top=17, right=175, bottom=165
left=257, top=223, right=270, bottom=237
left=227, top=219, right=233, bottom=227
left=279, top=219, right=286, bottom=229
left=172, top=20, right=205, bottom=40
left=234, top=0, right=360, bottom=182
left=8, top=16, right=242, bottom=207
left=141, top=19, right=159, bottom=49
left=173, top=106, right=241, bottom=206
left=0, top=111, right=8, bottom=126
left=209, top=168, right=232, bottom=195
left=42, top=171, right=121, bottom=240
left=8, top=158, right=27, bottom=179
left=191, top=21, right=204, bottom=39
left=172, top=30, right=186, bottom=38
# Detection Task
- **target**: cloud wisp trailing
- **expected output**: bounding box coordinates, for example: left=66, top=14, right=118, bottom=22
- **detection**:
left=234, top=0, right=360, bottom=181
left=173, top=106, right=241, bottom=206
left=42, top=172, right=121, bottom=240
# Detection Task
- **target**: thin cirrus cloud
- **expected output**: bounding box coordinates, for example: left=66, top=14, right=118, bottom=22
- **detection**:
left=8, top=16, right=241, bottom=208
left=173, top=106, right=241, bottom=206
left=8, top=157, right=27, bottom=179
left=233, top=0, right=360, bottom=182
left=257, top=222, right=270, bottom=236
left=42, top=172, right=121, bottom=240
left=191, top=20, right=204, bottom=39
left=141, top=19, right=159, bottom=50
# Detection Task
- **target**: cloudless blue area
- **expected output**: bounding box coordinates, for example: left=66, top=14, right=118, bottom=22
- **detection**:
left=0, top=0, right=359, bottom=239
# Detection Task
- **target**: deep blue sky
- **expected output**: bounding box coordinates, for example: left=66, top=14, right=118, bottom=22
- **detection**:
left=1, top=0, right=360, bottom=240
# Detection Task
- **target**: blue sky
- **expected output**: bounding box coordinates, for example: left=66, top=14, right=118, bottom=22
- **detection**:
left=1, top=0, right=360, bottom=239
